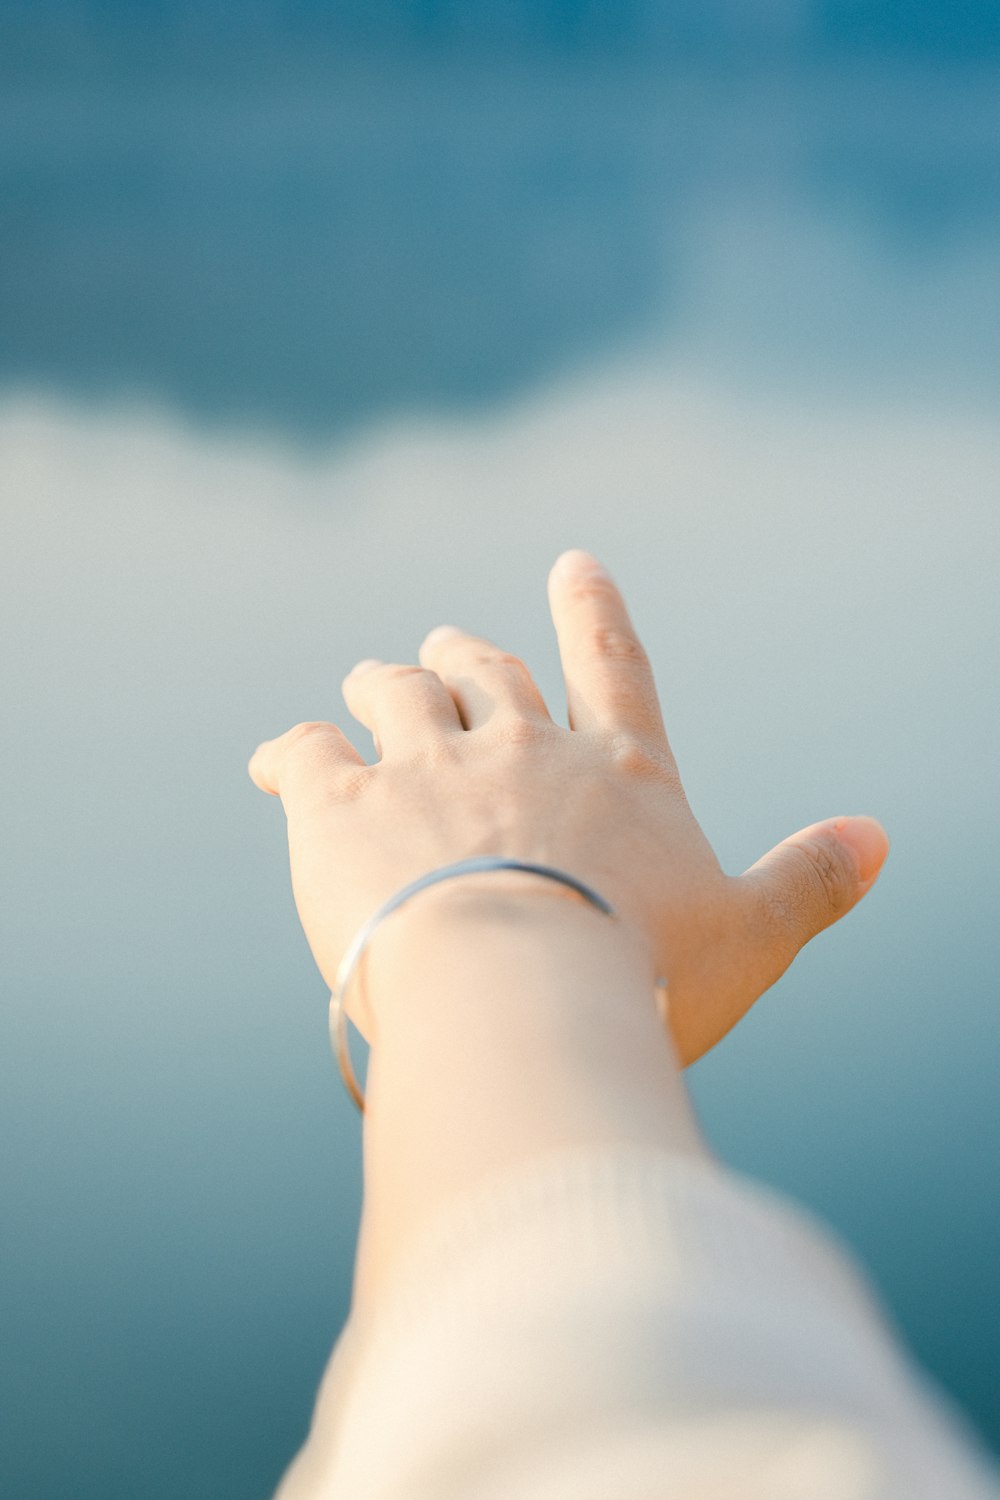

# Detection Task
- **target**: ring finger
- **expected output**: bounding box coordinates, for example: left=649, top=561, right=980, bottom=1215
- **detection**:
left=418, top=625, right=552, bottom=730
left=342, top=658, right=464, bottom=758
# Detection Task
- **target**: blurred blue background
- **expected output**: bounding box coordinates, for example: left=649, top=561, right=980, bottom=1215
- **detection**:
left=2, top=4, right=999, bottom=1496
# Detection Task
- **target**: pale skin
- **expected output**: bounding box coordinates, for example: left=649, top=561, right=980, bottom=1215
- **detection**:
left=249, top=549, right=889, bottom=1312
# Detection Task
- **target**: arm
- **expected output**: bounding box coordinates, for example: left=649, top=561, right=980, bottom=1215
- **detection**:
left=250, top=548, right=888, bottom=1312
left=355, top=874, right=708, bottom=1310
left=249, top=551, right=1000, bottom=1500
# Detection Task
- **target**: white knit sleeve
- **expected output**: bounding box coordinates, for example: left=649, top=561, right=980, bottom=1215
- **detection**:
left=274, top=1145, right=1000, bottom=1500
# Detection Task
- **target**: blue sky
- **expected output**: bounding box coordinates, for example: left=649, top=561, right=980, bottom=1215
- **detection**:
left=2, top=4, right=998, bottom=434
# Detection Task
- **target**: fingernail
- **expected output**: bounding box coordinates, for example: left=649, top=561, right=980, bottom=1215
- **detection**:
left=832, top=816, right=890, bottom=888
left=553, top=549, right=609, bottom=579
left=350, top=657, right=382, bottom=675
left=424, top=625, right=462, bottom=645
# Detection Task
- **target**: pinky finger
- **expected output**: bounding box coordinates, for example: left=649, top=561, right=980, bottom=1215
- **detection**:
left=248, top=720, right=366, bottom=807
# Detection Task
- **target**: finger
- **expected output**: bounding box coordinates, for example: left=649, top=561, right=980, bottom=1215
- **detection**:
left=248, top=720, right=367, bottom=809
left=546, top=549, right=671, bottom=752
left=342, top=657, right=463, bottom=757
left=736, top=814, right=890, bottom=985
left=418, top=625, right=552, bottom=730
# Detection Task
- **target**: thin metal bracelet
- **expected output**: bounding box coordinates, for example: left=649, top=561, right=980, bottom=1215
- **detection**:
left=328, top=855, right=666, bottom=1114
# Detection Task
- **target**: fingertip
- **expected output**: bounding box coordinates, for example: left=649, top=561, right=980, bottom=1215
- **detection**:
left=247, top=742, right=278, bottom=795
left=831, top=814, right=890, bottom=889
left=422, top=626, right=461, bottom=648
left=550, top=549, right=610, bottom=584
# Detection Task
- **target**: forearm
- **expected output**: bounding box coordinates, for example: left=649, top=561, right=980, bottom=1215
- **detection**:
left=352, top=873, right=711, bottom=1313
left=286, top=884, right=1000, bottom=1498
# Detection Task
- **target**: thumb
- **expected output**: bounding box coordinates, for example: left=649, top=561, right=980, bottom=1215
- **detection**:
left=738, top=815, right=890, bottom=974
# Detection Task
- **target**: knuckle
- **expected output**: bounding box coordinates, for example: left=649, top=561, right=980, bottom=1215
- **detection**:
left=794, top=835, right=854, bottom=917
left=414, top=736, right=464, bottom=772
left=487, top=650, right=529, bottom=673
left=335, top=767, right=373, bottom=803
left=455, top=648, right=528, bottom=676
left=380, top=663, right=432, bottom=683
left=494, top=716, right=547, bottom=750
left=279, top=720, right=369, bottom=801
left=345, top=662, right=432, bottom=692
left=584, top=623, right=648, bottom=667
left=562, top=573, right=619, bottom=611
left=269, top=720, right=374, bottom=806
left=608, top=731, right=673, bottom=782
left=280, top=722, right=345, bottom=782
left=284, top=719, right=336, bottom=748
left=747, top=875, right=792, bottom=946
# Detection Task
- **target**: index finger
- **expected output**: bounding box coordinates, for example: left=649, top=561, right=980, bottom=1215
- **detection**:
left=546, top=550, right=671, bottom=750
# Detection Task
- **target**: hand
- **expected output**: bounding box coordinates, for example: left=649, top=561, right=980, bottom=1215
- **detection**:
left=248, top=549, right=888, bottom=1065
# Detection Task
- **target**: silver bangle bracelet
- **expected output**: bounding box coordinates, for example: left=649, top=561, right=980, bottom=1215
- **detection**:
left=328, top=854, right=666, bottom=1114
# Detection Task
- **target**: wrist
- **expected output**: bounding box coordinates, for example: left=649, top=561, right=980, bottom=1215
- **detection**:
left=360, top=869, right=704, bottom=1158
left=351, top=872, right=709, bottom=1307
left=362, top=868, right=656, bottom=1034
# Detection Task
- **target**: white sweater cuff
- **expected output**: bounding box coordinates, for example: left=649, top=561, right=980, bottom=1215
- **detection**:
left=277, top=1145, right=1000, bottom=1500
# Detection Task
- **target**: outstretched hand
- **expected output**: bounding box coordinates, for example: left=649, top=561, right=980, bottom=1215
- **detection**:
left=249, top=549, right=888, bottom=1066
